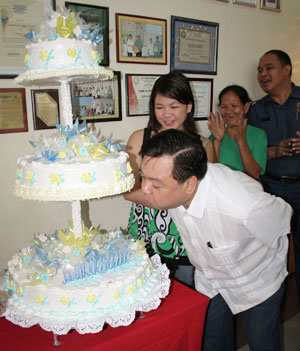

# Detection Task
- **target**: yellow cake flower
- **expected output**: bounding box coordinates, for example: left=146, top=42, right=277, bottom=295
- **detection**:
left=67, top=48, right=77, bottom=58
left=87, top=294, right=96, bottom=303
left=60, top=296, right=71, bottom=305
left=50, top=173, right=64, bottom=185
left=40, top=50, right=50, bottom=62
left=113, top=290, right=121, bottom=299
left=26, top=171, right=34, bottom=183
left=36, top=294, right=44, bottom=304
left=114, top=169, right=122, bottom=181
left=82, top=173, right=92, bottom=183
left=17, top=286, right=23, bottom=296
left=126, top=162, right=132, bottom=174
left=8, top=280, right=14, bottom=288
left=24, top=55, right=30, bottom=64
left=128, top=284, right=135, bottom=295
left=146, top=267, right=152, bottom=277
left=137, top=277, right=144, bottom=287
left=59, top=151, right=66, bottom=159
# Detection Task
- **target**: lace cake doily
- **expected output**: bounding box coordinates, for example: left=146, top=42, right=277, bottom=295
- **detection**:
left=2, top=255, right=170, bottom=335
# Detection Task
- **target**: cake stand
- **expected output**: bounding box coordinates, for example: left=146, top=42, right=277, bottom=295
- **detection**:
left=3, top=70, right=170, bottom=346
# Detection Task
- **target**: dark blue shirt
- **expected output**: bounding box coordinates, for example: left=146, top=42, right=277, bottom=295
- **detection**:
left=247, top=84, right=300, bottom=177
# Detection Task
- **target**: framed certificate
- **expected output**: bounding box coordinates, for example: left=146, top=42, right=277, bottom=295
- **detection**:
left=171, top=16, right=219, bottom=75
left=125, top=74, right=161, bottom=116
left=188, top=78, right=213, bottom=120
left=116, top=13, right=167, bottom=65
left=0, top=88, right=28, bottom=133
left=0, top=0, right=56, bottom=78
left=31, top=89, right=60, bottom=130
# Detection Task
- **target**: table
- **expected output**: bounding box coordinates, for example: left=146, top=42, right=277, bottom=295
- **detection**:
left=0, top=280, right=209, bottom=351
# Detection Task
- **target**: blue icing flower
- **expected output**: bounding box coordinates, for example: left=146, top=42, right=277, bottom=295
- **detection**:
left=74, top=249, right=81, bottom=256
left=23, top=256, right=31, bottom=263
left=62, top=259, right=69, bottom=265
left=41, top=274, right=49, bottom=283
left=79, top=147, right=87, bottom=155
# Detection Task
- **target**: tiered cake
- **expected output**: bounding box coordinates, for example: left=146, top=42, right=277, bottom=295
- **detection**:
left=3, top=7, right=170, bottom=336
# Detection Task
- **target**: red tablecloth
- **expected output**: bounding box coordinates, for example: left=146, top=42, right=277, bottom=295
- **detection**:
left=0, top=280, right=209, bottom=351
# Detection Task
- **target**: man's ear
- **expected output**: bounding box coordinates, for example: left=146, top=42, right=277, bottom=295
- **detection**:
left=185, top=176, right=198, bottom=194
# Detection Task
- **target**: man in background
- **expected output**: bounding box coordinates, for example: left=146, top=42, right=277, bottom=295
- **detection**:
left=247, top=50, right=300, bottom=298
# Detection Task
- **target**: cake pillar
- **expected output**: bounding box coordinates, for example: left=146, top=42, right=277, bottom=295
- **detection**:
left=72, top=200, right=82, bottom=238
left=59, top=79, right=73, bottom=127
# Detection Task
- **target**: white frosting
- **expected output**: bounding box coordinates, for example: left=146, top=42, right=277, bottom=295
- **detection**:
left=14, top=151, right=134, bottom=201
left=14, top=38, right=113, bottom=85
left=6, top=253, right=155, bottom=318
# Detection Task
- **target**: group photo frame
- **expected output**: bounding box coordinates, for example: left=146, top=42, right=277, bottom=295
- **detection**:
left=260, top=0, right=281, bottom=11
left=171, top=16, right=219, bottom=75
left=70, top=71, right=122, bottom=123
left=116, top=13, right=167, bottom=65
left=65, top=2, right=109, bottom=66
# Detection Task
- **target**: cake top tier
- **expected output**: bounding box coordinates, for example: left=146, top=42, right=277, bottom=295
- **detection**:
left=14, top=6, right=113, bottom=85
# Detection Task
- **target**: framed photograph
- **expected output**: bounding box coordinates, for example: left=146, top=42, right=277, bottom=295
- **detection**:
left=70, top=71, right=122, bottom=123
left=0, top=88, right=28, bottom=133
left=171, top=16, right=219, bottom=75
left=116, top=13, right=167, bottom=65
left=233, top=0, right=257, bottom=6
left=0, top=0, right=56, bottom=78
left=65, top=2, right=109, bottom=66
left=125, top=74, right=161, bottom=116
left=188, top=78, right=213, bottom=120
left=31, top=89, right=60, bottom=130
left=260, top=0, right=281, bottom=12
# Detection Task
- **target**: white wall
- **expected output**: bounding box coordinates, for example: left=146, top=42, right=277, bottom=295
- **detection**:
left=1, top=0, right=300, bottom=269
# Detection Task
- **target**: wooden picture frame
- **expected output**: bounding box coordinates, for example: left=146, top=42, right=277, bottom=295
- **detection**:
left=0, top=0, right=56, bottom=78
left=70, top=71, right=122, bottom=123
left=233, top=0, right=257, bottom=7
left=65, top=2, right=109, bottom=66
left=116, top=13, right=167, bottom=65
left=125, top=74, right=161, bottom=117
left=188, top=78, right=213, bottom=120
left=0, top=88, right=28, bottom=133
left=171, top=16, right=219, bottom=75
left=31, top=89, right=60, bottom=130
left=260, top=0, right=281, bottom=12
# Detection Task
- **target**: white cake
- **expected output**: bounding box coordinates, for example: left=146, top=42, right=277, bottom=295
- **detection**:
left=13, top=122, right=135, bottom=201
left=4, top=7, right=170, bottom=336
left=5, top=228, right=170, bottom=334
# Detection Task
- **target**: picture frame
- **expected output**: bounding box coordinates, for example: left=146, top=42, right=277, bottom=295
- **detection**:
left=65, top=2, right=109, bottom=66
left=70, top=71, right=122, bottom=123
left=0, top=0, right=56, bottom=78
left=125, top=74, right=161, bottom=117
left=188, top=78, right=213, bottom=120
left=31, top=89, right=60, bottom=130
left=0, top=88, right=28, bottom=133
left=233, top=0, right=257, bottom=7
left=171, top=16, right=219, bottom=75
left=260, top=0, right=281, bottom=12
left=116, top=13, right=167, bottom=65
